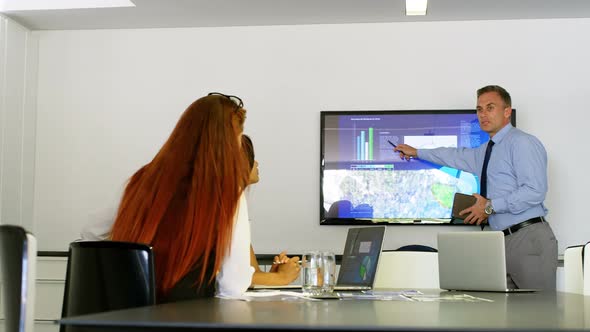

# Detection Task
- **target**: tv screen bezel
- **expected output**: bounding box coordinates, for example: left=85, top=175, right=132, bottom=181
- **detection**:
left=319, top=109, right=516, bottom=226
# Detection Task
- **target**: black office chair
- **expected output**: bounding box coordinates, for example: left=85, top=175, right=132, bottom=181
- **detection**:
left=60, top=241, right=156, bottom=331
left=394, top=244, right=438, bottom=252
left=0, top=225, right=37, bottom=332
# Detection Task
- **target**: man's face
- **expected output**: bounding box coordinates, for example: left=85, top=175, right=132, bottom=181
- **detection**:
left=476, top=91, right=512, bottom=137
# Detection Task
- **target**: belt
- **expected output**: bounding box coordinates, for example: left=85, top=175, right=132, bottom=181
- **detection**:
left=502, top=216, right=545, bottom=236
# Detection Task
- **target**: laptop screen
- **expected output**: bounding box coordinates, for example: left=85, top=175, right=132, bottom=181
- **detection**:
left=336, top=226, right=386, bottom=287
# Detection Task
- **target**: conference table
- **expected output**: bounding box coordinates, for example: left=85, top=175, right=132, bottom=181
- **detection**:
left=58, top=289, right=590, bottom=332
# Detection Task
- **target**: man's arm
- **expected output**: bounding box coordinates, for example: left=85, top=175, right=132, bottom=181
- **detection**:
left=395, top=144, right=480, bottom=174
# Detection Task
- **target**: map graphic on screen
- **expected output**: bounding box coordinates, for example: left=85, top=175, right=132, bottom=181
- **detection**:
left=320, top=110, right=515, bottom=225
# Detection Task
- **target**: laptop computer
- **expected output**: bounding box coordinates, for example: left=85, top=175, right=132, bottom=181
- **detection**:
left=252, top=226, right=386, bottom=296
left=305, top=226, right=386, bottom=299
left=437, top=231, right=537, bottom=293
left=333, top=226, right=386, bottom=291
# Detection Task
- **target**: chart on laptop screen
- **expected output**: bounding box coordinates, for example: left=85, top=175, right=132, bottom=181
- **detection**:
left=339, top=240, right=374, bottom=282
left=337, top=227, right=385, bottom=287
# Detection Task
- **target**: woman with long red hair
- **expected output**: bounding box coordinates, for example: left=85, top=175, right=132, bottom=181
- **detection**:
left=110, top=93, right=254, bottom=302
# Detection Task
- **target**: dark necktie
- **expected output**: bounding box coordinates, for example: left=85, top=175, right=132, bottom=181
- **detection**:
left=480, top=140, right=495, bottom=198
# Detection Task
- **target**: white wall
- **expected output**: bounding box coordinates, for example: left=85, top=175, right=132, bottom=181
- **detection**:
left=0, top=15, right=38, bottom=231
left=33, top=18, right=590, bottom=254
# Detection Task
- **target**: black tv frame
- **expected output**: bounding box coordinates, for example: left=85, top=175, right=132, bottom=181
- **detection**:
left=319, top=109, right=516, bottom=226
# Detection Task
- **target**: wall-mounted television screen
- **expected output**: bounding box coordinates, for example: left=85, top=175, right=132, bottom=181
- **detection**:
left=320, top=110, right=516, bottom=225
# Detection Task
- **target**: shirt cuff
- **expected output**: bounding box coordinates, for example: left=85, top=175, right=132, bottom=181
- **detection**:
left=492, top=198, right=507, bottom=214
left=417, top=149, right=425, bottom=159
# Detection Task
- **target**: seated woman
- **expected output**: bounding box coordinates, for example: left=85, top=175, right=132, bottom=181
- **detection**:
left=241, top=134, right=300, bottom=286
left=110, top=93, right=253, bottom=302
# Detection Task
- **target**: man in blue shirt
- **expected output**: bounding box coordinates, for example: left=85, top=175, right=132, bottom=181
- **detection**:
left=394, top=85, right=557, bottom=290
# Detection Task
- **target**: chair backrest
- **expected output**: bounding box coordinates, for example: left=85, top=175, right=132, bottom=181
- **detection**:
left=60, top=240, right=156, bottom=327
left=0, top=225, right=37, bottom=332
left=395, top=245, right=438, bottom=252
left=564, top=245, right=584, bottom=294
left=374, top=251, right=439, bottom=289
left=584, top=242, right=590, bottom=296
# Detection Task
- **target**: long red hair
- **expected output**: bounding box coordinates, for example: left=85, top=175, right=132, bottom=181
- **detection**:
left=110, top=94, right=249, bottom=299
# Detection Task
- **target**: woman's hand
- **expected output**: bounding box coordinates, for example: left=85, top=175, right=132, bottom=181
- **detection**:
left=275, top=256, right=301, bottom=284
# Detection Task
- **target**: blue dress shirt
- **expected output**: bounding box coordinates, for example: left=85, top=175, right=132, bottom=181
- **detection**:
left=417, top=124, right=548, bottom=231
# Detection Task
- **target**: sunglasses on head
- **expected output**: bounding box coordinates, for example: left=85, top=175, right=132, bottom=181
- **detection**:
left=208, top=92, right=243, bottom=111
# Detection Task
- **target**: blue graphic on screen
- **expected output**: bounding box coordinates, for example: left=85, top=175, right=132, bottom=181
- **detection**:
left=322, top=111, right=489, bottom=221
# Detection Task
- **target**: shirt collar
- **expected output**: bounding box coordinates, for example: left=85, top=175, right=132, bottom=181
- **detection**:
left=489, top=123, right=513, bottom=145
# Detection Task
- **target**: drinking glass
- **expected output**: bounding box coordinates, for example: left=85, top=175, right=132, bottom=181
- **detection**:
left=321, top=251, right=336, bottom=294
left=301, top=251, right=323, bottom=296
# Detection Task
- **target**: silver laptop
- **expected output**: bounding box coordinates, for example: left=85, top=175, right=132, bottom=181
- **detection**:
left=253, top=226, right=386, bottom=295
left=333, top=226, right=386, bottom=291
left=437, top=231, right=537, bottom=293
left=307, top=226, right=386, bottom=299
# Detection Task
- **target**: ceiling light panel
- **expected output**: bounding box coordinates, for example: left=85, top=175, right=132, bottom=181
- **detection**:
left=406, top=0, right=428, bottom=16
left=0, top=0, right=135, bottom=11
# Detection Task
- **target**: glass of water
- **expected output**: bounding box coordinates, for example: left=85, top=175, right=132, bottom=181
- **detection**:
left=320, top=251, right=336, bottom=294
left=301, top=251, right=323, bottom=296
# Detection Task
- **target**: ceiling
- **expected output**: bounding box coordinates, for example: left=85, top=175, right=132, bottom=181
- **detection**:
left=4, top=0, right=590, bottom=31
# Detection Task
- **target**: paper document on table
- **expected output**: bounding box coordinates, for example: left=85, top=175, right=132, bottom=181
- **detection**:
left=363, top=290, right=422, bottom=296
left=405, top=293, right=493, bottom=302
left=338, top=292, right=413, bottom=301
left=340, top=290, right=421, bottom=301
left=251, top=284, right=301, bottom=289
left=241, top=290, right=319, bottom=301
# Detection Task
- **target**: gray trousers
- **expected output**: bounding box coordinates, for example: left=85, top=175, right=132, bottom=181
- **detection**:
left=505, top=221, right=558, bottom=290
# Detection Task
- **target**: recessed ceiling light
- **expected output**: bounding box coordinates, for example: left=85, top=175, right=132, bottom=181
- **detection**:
left=0, top=0, right=135, bottom=11
left=406, top=0, right=428, bottom=16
